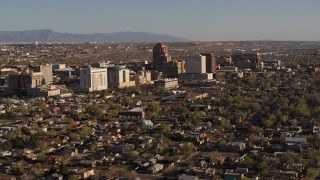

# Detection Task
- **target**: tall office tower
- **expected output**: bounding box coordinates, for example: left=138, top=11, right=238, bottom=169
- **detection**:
left=184, top=53, right=206, bottom=74
left=34, top=64, right=53, bottom=84
left=7, top=71, right=44, bottom=96
left=80, top=67, right=108, bottom=92
left=152, top=43, right=171, bottom=68
left=202, top=53, right=217, bottom=73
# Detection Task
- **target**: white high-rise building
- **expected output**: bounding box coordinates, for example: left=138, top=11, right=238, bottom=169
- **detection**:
left=108, top=67, right=135, bottom=88
left=184, top=53, right=206, bottom=74
left=34, top=64, right=53, bottom=84
left=80, top=67, right=108, bottom=92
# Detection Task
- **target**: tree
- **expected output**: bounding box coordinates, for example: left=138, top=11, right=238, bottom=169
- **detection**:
left=306, top=168, right=318, bottom=179
left=220, top=119, right=232, bottom=130
left=12, top=137, right=24, bottom=149
left=78, top=126, right=92, bottom=138
left=122, top=96, right=133, bottom=107
left=36, top=141, right=48, bottom=152
left=128, top=151, right=139, bottom=159
left=0, top=141, right=13, bottom=151
left=29, top=134, right=40, bottom=146
left=279, top=115, right=289, bottom=124
left=90, top=143, right=98, bottom=151
left=85, top=105, right=103, bottom=117
left=11, top=161, right=26, bottom=175
left=37, top=101, right=50, bottom=114
left=180, top=142, right=195, bottom=155
left=280, top=151, right=302, bottom=164
left=123, top=170, right=138, bottom=179
left=249, top=103, right=261, bottom=113
left=262, top=119, right=274, bottom=128
left=191, top=111, right=203, bottom=127
left=150, top=102, right=161, bottom=115
left=257, top=161, right=268, bottom=170
left=241, top=156, right=255, bottom=169
left=262, top=115, right=276, bottom=128
left=68, top=175, right=79, bottom=180
left=69, top=133, right=79, bottom=141
left=59, top=164, right=69, bottom=176
left=19, top=107, right=31, bottom=116
left=292, top=105, right=310, bottom=118
left=47, top=129, right=58, bottom=137
left=33, top=163, right=45, bottom=178
left=160, top=124, right=171, bottom=134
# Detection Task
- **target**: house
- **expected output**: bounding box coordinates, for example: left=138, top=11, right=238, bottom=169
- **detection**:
left=50, top=173, right=63, bottom=180
left=0, top=174, right=16, bottom=180
left=58, top=147, right=78, bottom=157
left=186, top=168, right=216, bottom=179
left=1, top=151, right=12, bottom=157
left=291, top=163, right=304, bottom=173
left=112, top=144, right=135, bottom=153
left=71, top=169, right=95, bottom=179
left=79, top=160, right=97, bottom=168
left=200, top=160, right=208, bottom=168
left=225, top=141, right=246, bottom=152
left=48, top=155, right=61, bottom=164
left=224, top=172, right=244, bottom=180
left=154, top=154, right=164, bottom=161
left=285, top=137, right=307, bottom=145
left=119, top=107, right=146, bottom=120
left=178, top=174, right=198, bottom=180
left=269, top=170, right=299, bottom=179
left=138, top=119, right=154, bottom=127
left=149, top=158, right=157, bottom=165
left=147, top=163, right=163, bottom=174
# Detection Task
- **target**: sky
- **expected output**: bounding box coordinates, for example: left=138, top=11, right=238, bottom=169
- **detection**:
left=1, top=0, right=320, bottom=41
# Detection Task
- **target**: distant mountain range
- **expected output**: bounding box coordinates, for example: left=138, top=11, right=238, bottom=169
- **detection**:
left=0, top=29, right=189, bottom=43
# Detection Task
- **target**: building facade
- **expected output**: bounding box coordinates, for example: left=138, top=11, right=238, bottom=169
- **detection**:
left=108, top=67, right=135, bottom=88
left=34, top=64, right=53, bottom=84
left=231, top=53, right=261, bottom=69
left=202, top=53, right=217, bottom=73
left=7, top=71, right=45, bottom=96
left=154, top=78, right=178, bottom=90
left=153, top=43, right=171, bottom=68
left=80, top=67, right=108, bottom=92
left=185, top=53, right=206, bottom=74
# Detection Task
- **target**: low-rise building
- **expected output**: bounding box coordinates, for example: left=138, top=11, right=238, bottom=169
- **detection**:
left=154, top=78, right=178, bottom=90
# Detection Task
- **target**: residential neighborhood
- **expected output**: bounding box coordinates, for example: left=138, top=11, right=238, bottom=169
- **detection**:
left=0, top=41, right=320, bottom=179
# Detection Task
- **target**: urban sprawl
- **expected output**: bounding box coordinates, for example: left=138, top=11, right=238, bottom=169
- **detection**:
left=0, top=41, right=320, bottom=179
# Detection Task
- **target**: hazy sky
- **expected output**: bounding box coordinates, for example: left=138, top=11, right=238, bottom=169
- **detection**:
left=1, top=0, right=319, bottom=41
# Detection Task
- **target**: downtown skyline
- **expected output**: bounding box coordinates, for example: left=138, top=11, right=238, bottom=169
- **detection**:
left=1, top=0, right=320, bottom=41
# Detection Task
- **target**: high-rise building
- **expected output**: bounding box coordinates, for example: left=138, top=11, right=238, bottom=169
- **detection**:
left=202, top=53, right=217, bottom=73
left=231, top=53, right=261, bottom=69
left=184, top=53, right=206, bottom=74
left=34, top=64, right=53, bottom=84
left=108, top=67, right=135, bottom=88
left=176, top=60, right=185, bottom=74
left=135, top=70, right=152, bottom=85
left=7, top=71, right=44, bottom=96
left=80, top=67, right=108, bottom=92
left=153, top=43, right=171, bottom=68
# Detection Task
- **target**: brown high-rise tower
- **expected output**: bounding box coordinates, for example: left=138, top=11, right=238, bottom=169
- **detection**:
left=153, top=43, right=171, bottom=68
left=202, top=53, right=217, bottom=73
